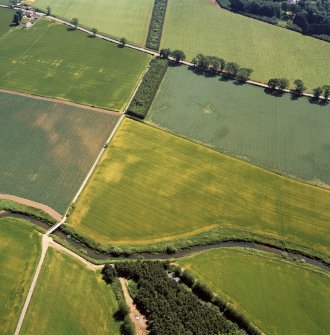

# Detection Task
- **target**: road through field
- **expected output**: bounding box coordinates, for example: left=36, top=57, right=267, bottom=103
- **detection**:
left=14, top=235, right=49, bottom=335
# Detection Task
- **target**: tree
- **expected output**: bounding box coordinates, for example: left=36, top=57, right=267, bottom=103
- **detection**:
left=121, top=316, right=134, bottom=335
left=101, top=264, right=117, bottom=284
left=46, top=6, right=51, bottom=16
left=225, top=62, right=240, bottom=76
left=268, top=78, right=280, bottom=89
left=278, top=78, right=289, bottom=90
left=91, top=27, right=98, bottom=37
left=180, top=270, right=195, bottom=287
left=171, top=49, right=186, bottom=62
left=120, top=37, right=127, bottom=46
left=115, top=301, right=129, bottom=320
left=294, top=79, right=306, bottom=95
left=71, top=17, right=79, bottom=29
left=313, top=87, right=323, bottom=99
left=12, top=13, right=20, bottom=25
left=160, top=48, right=171, bottom=59
left=323, top=85, right=330, bottom=100
left=208, top=56, right=222, bottom=73
left=238, top=68, right=253, bottom=82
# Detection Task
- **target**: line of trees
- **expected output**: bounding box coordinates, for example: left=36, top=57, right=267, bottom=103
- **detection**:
left=173, top=266, right=262, bottom=335
left=146, top=0, right=168, bottom=50
left=267, top=77, right=330, bottom=100
left=160, top=48, right=186, bottom=62
left=190, top=53, right=254, bottom=82
left=114, top=261, right=240, bottom=335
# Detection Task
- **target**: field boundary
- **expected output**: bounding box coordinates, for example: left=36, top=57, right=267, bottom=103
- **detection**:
left=0, top=194, right=61, bottom=221
left=0, top=88, right=119, bottom=116
left=3, top=5, right=329, bottom=98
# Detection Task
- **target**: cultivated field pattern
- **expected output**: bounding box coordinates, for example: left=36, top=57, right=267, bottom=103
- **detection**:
left=148, top=65, right=330, bottom=186
left=69, top=119, right=330, bottom=256
left=34, top=0, right=154, bottom=45
left=0, top=19, right=150, bottom=111
left=161, top=0, right=330, bottom=89
left=0, top=92, right=120, bottom=213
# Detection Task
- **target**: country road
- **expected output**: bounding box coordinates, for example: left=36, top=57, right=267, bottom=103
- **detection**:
left=14, top=234, right=49, bottom=335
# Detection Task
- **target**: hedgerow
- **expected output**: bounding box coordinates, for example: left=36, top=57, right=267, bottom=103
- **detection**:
left=146, top=0, right=168, bottom=50
left=127, top=58, right=168, bottom=119
left=115, top=261, right=239, bottom=335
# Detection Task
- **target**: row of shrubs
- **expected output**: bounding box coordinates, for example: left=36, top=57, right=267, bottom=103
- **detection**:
left=114, top=261, right=240, bottom=335
left=127, top=58, right=168, bottom=119
left=102, top=265, right=135, bottom=335
left=146, top=0, right=168, bottom=50
left=173, top=266, right=262, bottom=335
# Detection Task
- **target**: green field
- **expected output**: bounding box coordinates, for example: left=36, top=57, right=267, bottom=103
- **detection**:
left=0, top=218, right=40, bottom=335
left=0, top=8, right=13, bottom=37
left=179, top=248, right=330, bottom=335
left=34, top=0, right=154, bottom=46
left=68, top=119, right=330, bottom=257
left=0, top=17, right=150, bottom=111
left=0, top=91, right=120, bottom=214
left=161, top=0, right=330, bottom=90
left=148, top=65, right=330, bottom=186
left=20, top=248, right=120, bottom=335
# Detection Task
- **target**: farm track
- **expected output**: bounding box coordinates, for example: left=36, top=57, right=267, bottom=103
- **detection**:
left=0, top=194, right=62, bottom=221
left=0, top=88, right=119, bottom=116
left=119, top=278, right=149, bottom=335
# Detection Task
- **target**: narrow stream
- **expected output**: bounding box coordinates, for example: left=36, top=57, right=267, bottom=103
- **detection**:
left=2, top=212, right=329, bottom=272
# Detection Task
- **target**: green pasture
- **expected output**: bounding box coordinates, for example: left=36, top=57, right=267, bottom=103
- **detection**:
left=0, top=218, right=40, bottom=335
left=0, top=8, right=13, bottom=37
left=68, top=119, right=330, bottom=257
left=34, top=0, right=154, bottom=46
left=0, top=1, right=11, bottom=5
left=148, top=65, right=330, bottom=186
left=0, top=91, right=120, bottom=214
left=0, top=18, right=150, bottom=111
left=161, top=0, right=330, bottom=90
left=179, top=248, right=330, bottom=335
left=21, top=248, right=120, bottom=335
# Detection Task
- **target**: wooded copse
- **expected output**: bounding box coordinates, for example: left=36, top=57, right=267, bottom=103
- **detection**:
left=146, top=0, right=168, bottom=50
left=113, top=261, right=240, bottom=335
left=127, top=58, right=168, bottom=119
left=217, top=0, right=330, bottom=40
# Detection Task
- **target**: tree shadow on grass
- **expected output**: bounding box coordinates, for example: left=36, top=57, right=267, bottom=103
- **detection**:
left=264, top=87, right=285, bottom=98
left=308, top=97, right=328, bottom=106
left=67, top=27, right=76, bottom=32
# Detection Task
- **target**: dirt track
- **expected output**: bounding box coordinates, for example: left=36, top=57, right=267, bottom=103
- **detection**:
left=0, top=194, right=62, bottom=221
left=119, top=278, right=148, bottom=335
left=0, top=88, right=119, bottom=116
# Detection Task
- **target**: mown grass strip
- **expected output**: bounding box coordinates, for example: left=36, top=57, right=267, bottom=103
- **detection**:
left=146, top=0, right=168, bottom=50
